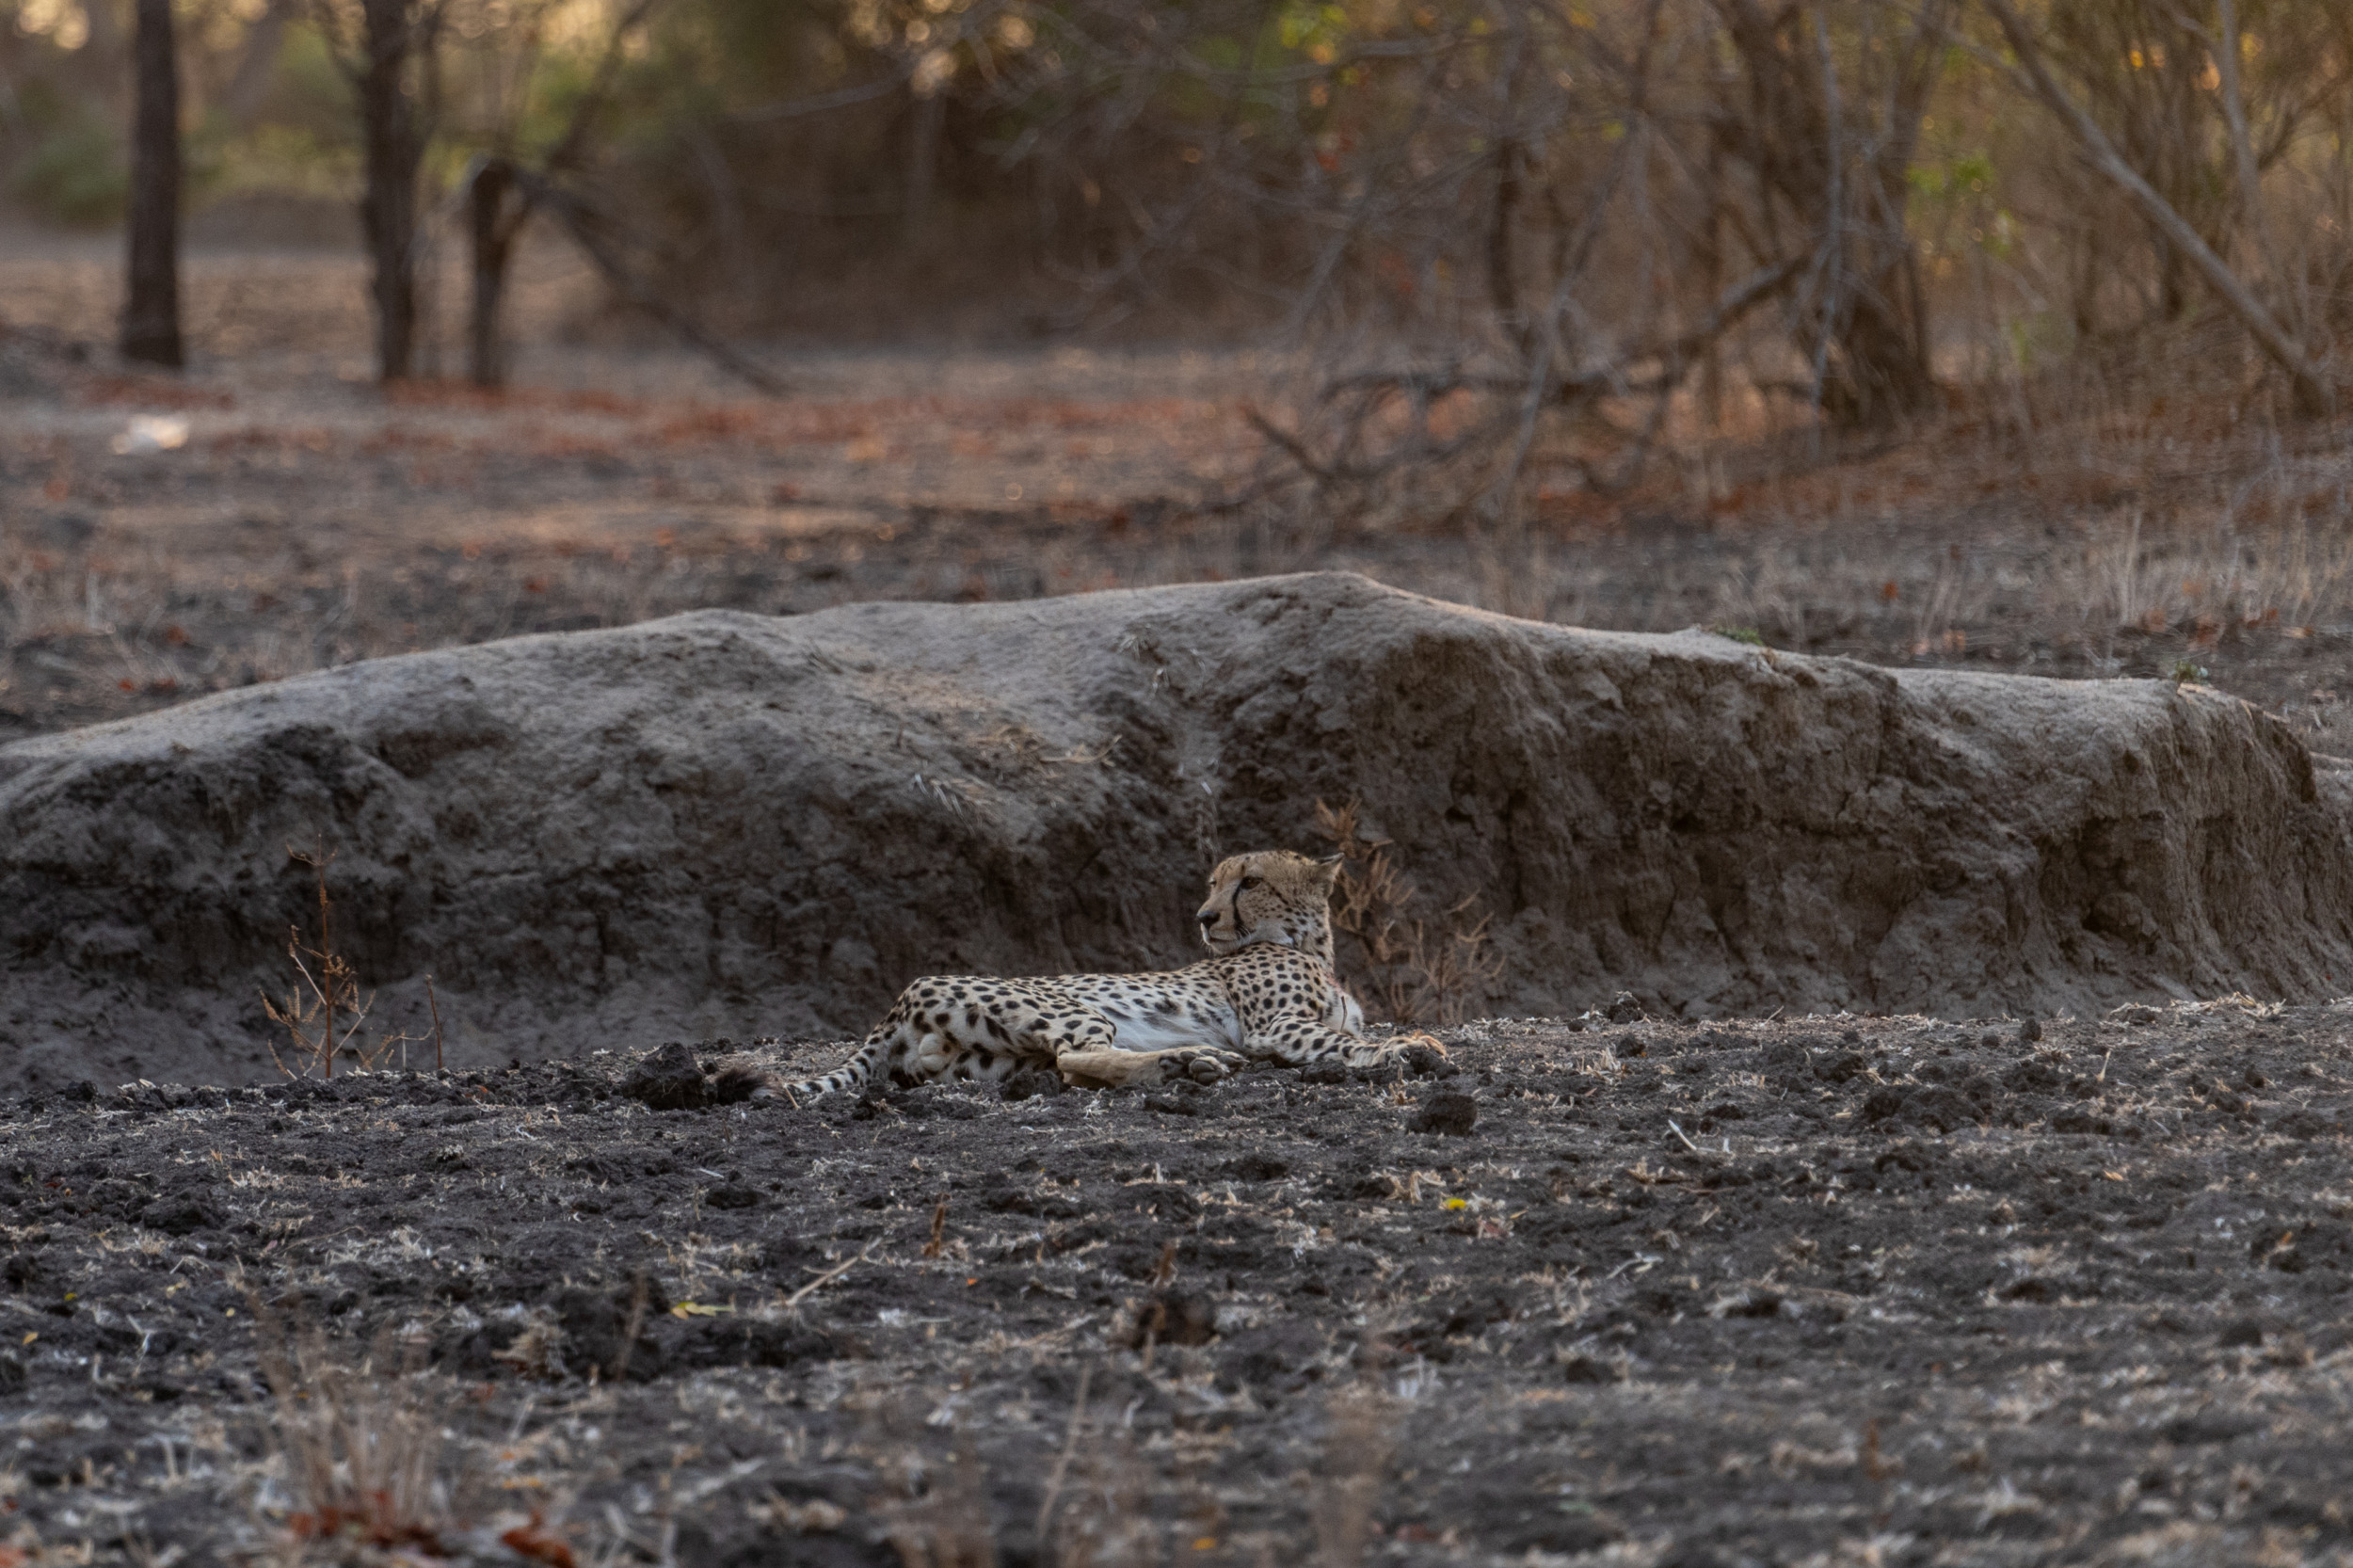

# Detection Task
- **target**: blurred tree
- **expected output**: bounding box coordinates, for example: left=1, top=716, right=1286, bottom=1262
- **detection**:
left=464, top=153, right=514, bottom=384
left=120, top=0, right=183, bottom=366
left=1707, top=0, right=1950, bottom=426
left=457, top=0, right=663, bottom=387
left=333, top=0, right=443, bottom=379
left=8, top=0, right=2350, bottom=431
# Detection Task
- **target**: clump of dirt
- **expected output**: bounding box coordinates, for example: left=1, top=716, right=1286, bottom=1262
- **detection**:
left=8, top=573, right=2353, bottom=1091
left=4, top=1001, right=2350, bottom=1563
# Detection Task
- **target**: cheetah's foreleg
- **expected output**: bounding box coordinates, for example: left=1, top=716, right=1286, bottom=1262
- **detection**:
left=1053, top=1046, right=1243, bottom=1090
left=1241, top=1021, right=1401, bottom=1070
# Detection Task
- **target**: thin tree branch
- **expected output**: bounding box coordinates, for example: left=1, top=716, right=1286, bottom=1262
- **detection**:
left=510, top=169, right=788, bottom=395
left=2213, top=0, right=2299, bottom=337
left=1977, top=0, right=2332, bottom=416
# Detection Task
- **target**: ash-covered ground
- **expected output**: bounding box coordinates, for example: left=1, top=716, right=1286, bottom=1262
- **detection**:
left=6, top=1003, right=2353, bottom=1567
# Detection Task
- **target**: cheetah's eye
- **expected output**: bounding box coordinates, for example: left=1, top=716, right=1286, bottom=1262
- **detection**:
left=1241, top=875, right=1262, bottom=890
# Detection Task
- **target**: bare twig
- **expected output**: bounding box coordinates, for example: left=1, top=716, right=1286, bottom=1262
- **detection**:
left=1032, top=1362, right=1094, bottom=1542
left=2214, top=0, right=2299, bottom=338
left=784, top=1243, right=878, bottom=1315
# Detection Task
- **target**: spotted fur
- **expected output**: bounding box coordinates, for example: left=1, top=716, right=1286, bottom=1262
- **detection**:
left=758, top=849, right=1396, bottom=1098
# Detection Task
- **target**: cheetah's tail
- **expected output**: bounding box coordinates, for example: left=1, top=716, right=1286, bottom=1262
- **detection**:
left=709, top=1061, right=779, bottom=1103
left=755, top=1032, right=889, bottom=1104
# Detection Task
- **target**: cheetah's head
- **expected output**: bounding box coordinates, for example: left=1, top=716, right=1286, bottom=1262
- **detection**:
left=1196, top=849, right=1341, bottom=965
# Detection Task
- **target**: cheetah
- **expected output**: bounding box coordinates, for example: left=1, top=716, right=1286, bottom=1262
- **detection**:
left=744, top=849, right=1401, bottom=1099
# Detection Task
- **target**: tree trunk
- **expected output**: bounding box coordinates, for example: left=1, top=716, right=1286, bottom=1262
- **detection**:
left=358, top=0, right=424, bottom=381
left=1707, top=0, right=1945, bottom=427
left=1487, top=137, right=1522, bottom=338
left=120, top=0, right=183, bottom=369
left=468, top=158, right=515, bottom=389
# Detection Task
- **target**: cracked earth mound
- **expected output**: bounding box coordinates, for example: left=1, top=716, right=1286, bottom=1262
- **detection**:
left=6, top=571, right=2352, bottom=1089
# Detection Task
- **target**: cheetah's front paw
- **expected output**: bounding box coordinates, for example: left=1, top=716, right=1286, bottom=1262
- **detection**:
left=1170, top=1047, right=1244, bottom=1085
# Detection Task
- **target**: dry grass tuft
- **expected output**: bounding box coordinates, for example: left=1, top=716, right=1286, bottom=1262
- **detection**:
left=879, top=1442, right=1000, bottom=1568
left=1036, top=1393, right=1160, bottom=1568
left=253, top=1324, right=458, bottom=1561
left=249, top=1318, right=596, bottom=1565
left=1310, top=1385, right=1398, bottom=1568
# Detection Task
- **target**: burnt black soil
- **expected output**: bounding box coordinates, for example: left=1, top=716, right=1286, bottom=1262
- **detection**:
left=7, top=1005, right=2353, bottom=1566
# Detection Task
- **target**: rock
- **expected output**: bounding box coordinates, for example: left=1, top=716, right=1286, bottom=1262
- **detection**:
left=1816, top=1051, right=1867, bottom=1083
left=2159, top=1411, right=2265, bottom=1446
left=1898, top=1084, right=1978, bottom=1134
left=1413, top=1089, right=1479, bottom=1136
left=1126, top=1290, right=1218, bottom=1349
left=1216, top=1320, right=1323, bottom=1392
left=8, top=571, right=2353, bottom=1087
left=1861, top=1086, right=1910, bottom=1124
left=677, top=1316, right=831, bottom=1370
left=621, top=1042, right=711, bottom=1111
left=139, top=1192, right=226, bottom=1237
left=1560, top=1352, right=1628, bottom=1384
left=544, top=1284, right=665, bottom=1382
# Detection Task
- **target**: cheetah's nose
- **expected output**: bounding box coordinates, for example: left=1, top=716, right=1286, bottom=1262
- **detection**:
left=1196, top=908, right=1217, bottom=928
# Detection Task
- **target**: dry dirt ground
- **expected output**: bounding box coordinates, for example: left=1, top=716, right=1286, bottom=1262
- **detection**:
left=8, top=237, right=2353, bottom=755
left=7, top=1004, right=2353, bottom=1567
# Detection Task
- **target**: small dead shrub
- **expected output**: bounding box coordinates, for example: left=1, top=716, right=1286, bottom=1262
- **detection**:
left=260, top=840, right=414, bottom=1080
left=1315, top=798, right=1503, bottom=1026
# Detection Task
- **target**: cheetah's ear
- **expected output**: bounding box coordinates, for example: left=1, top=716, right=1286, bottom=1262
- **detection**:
left=1311, top=853, right=1343, bottom=889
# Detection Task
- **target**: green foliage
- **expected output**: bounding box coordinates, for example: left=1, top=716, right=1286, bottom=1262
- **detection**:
left=180, top=22, right=361, bottom=204
left=196, top=122, right=360, bottom=200
left=2173, top=660, right=2210, bottom=685
left=1711, top=625, right=1767, bottom=648
left=1275, top=0, right=1348, bottom=55
left=264, top=23, right=363, bottom=144
left=10, top=113, right=125, bottom=227
left=1908, top=150, right=1995, bottom=202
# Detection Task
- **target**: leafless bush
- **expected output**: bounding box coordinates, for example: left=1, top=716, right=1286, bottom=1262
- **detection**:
left=981, top=0, right=1963, bottom=533
left=1316, top=797, right=1502, bottom=1025
left=259, top=840, right=414, bottom=1080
